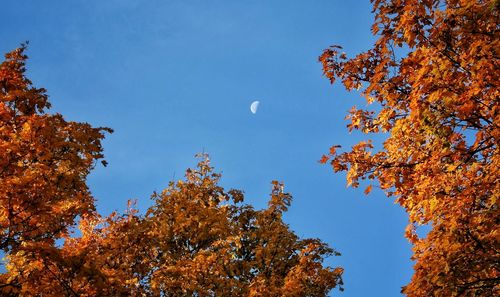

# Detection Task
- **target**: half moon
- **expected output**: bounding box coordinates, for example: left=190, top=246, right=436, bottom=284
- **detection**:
left=250, top=101, right=260, bottom=114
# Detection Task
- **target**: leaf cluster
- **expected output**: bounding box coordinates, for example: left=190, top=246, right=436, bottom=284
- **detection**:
left=320, top=1, right=499, bottom=295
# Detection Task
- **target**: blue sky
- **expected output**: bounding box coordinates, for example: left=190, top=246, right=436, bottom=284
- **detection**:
left=2, top=1, right=413, bottom=295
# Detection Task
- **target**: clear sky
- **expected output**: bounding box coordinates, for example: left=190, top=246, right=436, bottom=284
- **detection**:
left=1, top=1, right=413, bottom=295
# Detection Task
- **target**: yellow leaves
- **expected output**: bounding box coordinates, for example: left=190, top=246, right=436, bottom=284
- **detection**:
left=125, top=277, right=138, bottom=285
left=428, top=198, right=438, bottom=213
left=375, top=108, right=396, bottom=132
left=282, top=243, right=344, bottom=296
left=347, top=107, right=379, bottom=133
left=365, top=95, right=376, bottom=104
left=20, top=121, right=32, bottom=140
left=346, top=166, right=358, bottom=188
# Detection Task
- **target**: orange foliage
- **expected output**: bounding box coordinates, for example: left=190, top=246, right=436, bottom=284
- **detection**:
left=0, top=44, right=111, bottom=294
left=320, top=1, right=499, bottom=296
left=4, top=156, right=343, bottom=296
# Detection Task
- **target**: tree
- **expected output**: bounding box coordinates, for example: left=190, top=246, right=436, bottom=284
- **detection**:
left=4, top=156, right=344, bottom=296
left=319, top=0, right=498, bottom=295
left=0, top=45, right=112, bottom=292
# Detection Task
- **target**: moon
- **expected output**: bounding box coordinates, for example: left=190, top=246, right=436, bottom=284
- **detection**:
left=250, top=101, right=260, bottom=114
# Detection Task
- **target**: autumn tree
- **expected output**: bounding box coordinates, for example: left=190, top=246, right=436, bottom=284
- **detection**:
left=0, top=45, right=112, bottom=293
left=4, top=156, right=344, bottom=296
left=320, top=0, right=499, bottom=296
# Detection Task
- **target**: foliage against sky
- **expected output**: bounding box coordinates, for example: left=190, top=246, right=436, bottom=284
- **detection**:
left=1, top=0, right=498, bottom=296
left=320, top=0, right=499, bottom=295
left=0, top=44, right=111, bottom=253
left=0, top=48, right=342, bottom=296
left=1, top=1, right=413, bottom=295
